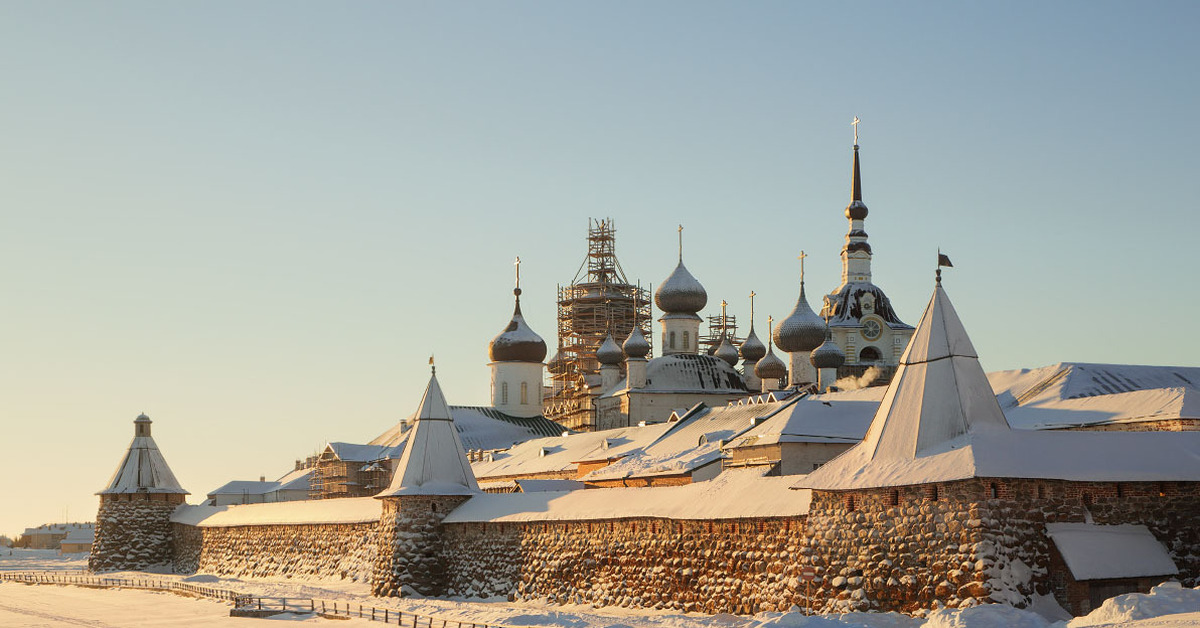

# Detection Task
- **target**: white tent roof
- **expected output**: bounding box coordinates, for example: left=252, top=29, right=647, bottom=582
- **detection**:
left=797, top=282, right=1200, bottom=491
left=376, top=373, right=479, bottom=497
left=98, top=417, right=188, bottom=495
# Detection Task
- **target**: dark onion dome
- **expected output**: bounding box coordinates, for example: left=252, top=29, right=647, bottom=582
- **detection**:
left=738, top=327, right=767, bottom=362
left=655, top=261, right=707, bottom=315
left=622, top=326, right=651, bottom=358
left=823, top=281, right=913, bottom=329
left=488, top=288, right=548, bottom=363
left=596, top=334, right=624, bottom=366
left=845, top=144, right=869, bottom=220
left=844, top=240, right=872, bottom=255
left=774, top=283, right=827, bottom=353
left=714, top=334, right=740, bottom=367
left=755, top=347, right=787, bottom=380
left=810, top=330, right=846, bottom=369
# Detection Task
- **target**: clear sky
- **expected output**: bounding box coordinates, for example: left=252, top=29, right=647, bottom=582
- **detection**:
left=1, top=2, right=1197, bottom=537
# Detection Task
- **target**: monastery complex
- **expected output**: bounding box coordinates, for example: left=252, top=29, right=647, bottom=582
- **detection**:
left=87, top=136, right=1200, bottom=618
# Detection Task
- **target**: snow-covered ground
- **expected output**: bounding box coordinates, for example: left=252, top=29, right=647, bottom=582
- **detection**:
left=2, top=549, right=1199, bottom=628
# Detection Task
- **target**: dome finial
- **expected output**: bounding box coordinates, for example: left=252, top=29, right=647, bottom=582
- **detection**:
left=513, top=255, right=522, bottom=298
left=677, top=224, right=683, bottom=262
left=429, top=355, right=435, bottom=376
left=748, top=291, right=756, bottom=328
left=798, top=250, right=807, bottom=285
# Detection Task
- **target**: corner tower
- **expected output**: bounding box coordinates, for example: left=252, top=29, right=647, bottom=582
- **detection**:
left=89, top=413, right=189, bottom=573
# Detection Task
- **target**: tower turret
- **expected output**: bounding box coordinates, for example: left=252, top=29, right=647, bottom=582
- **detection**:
left=655, top=226, right=707, bottom=356
left=488, top=257, right=547, bottom=418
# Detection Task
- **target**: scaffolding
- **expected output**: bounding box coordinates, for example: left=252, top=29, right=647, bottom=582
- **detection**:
left=544, top=218, right=651, bottom=432
left=700, top=314, right=742, bottom=355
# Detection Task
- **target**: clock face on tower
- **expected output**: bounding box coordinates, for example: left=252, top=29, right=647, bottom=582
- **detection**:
left=861, top=318, right=882, bottom=341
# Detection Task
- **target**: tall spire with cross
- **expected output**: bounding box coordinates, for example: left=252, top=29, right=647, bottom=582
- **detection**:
left=841, top=116, right=872, bottom=285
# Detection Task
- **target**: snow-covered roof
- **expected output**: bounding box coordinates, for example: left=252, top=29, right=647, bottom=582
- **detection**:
left=370, top=405, right=565, bottom=452
left=1047, top=523, right=1179, bottom=580
left=444, top=468, right=810, bottom=523
left=470, top=423, right=669, bottom=480
left=207, top=480, right=279, bottom=497
left=797, top=283, right=1200, bottom=491
left=99, top=416, right=188, bottom=495
left=514, top=479, right=585, bottom=492
left=823, top=281, right=912, bottom=329
left=726, top=388, right=881, bottom=449
left=172, top=497, right=382, bottom=527
left=582, top=399, right=792, bottom=481
left=323, top=442, right=402, bottom=462
left=61, top=528, right=95, bottom=544
left=376, top=373, right=480, bottom=497
left=988, top=363, right=1200, bottom=430
left=273, top=466, right=314, bottom=492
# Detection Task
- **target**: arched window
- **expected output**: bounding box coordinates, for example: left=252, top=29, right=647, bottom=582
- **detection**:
left=683, top=331, right=690, bottom=350
left=859, top=346, right=882, bottom=363
left=520, top=382, right=528, bottom=405
left=501, top=382, right=508, bottom=405
left=669, top=331, right=676, bottom=350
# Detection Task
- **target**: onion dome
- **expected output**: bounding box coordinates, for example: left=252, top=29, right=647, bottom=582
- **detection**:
left=739, top=327, right=766, bottom=362
left=774, top=283, right=826, bottom=352
left=623, top=326, right=651, bottom=358
left=845, top=144, right=869, bottom=220
left=755, top=347, right=787, bottom=380
left=810, top=328, right=846, bottom=369
left=655, top=261, right=707, bottom=315
left=489, top=288, right=548, bottom=363
left=714, top=334, right=739, bottom=367
left=596, top=334, right=624, bottom=366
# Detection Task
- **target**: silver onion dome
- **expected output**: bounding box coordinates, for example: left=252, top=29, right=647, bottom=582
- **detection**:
left=755, top=348, right=787, bottom=380
left=810, top=329, right=846, bottom=370
left=623, top=326, right=651, bottom=359
left=714, top=334, right=740, bottom=367
left=655, top=261, right=707, bottom=315
left=489, top=288, right=548, bottom=363
left=596, top=334, right=624, bottom=366
left=774, top=283, right=827, bottom=353
left=738, top=327, right=767, bottom=362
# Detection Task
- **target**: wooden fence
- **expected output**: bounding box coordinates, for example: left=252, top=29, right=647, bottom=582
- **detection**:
left=0, top=571, right=509, bottom=627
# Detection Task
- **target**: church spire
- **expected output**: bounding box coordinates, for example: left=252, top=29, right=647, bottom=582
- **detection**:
left=841, top=117, right=872, bottom=284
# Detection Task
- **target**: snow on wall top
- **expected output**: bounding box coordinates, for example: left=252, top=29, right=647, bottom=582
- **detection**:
left=99, top=435, right=189, bottom=495
left=376, top=373, right=480, bottom=497
left=444, top=468, right=810, bottom=523
left=1047, top=523, right=1179, bottom=580
left=172, top=497, right=382, bottom=527
left=989, top=363, right=1200, bottom=406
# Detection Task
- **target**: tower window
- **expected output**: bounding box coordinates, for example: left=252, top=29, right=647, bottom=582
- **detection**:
left=520, top=382, right=528, bottom=405
left=859, top=346, right=882, bottom=363
left=669, top=332, right=676, bottom=350
left=501, top=382, right=508, bottom=405
left=683, top=331, right=690, bottom=350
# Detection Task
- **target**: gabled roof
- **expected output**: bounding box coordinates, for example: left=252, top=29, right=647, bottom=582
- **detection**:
left=207, top=480, right=279, bottom=497
left=797, top=282, right=1200, bottom=491
left=376, top=373, right=479, bottom=497
left=370, top=405, right=566, bottom=452
left=324, top=442, right=403, bottom=463
left=99, top=416, right=188, bottom=495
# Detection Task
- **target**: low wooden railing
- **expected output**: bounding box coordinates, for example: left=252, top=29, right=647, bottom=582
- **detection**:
left=0, top=571, right=510, bottom=627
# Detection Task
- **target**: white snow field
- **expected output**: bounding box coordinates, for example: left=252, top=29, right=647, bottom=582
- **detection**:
left=2, top=550, right=1200, bottom=627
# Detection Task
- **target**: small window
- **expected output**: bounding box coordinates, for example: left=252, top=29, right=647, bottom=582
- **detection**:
left=501, top=382, right=508, bottom=405
left=926, top=484, right=939, bottom=502
left=520, top=382, right=528, bottom=405
left=845, top=495, right=856, bottom=511
left=683, top=331, right=690, bottom=350
left=889, top=490, right=900, bottom=506
left=669, top=332, right=676, bottom=350
left=1116, top=483, right=1125, bottom=498
left=431, top=502, right=438, bottom=513
left=989, top=482, right=999, bottom=499
left=1037, top=484, right=1046, bottom=499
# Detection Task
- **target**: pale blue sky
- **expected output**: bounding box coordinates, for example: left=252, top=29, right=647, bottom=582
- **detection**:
left=1, top=2, right=1197, bottom=536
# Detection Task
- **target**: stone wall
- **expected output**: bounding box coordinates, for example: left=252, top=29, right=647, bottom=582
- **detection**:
left=372, top=495, right=470, bottom=597
left=172, top=521, right=378, bottom=582
left=89, top=494, right=183, bottom=573
left=804, top=478, right=1200, bottom=615
left=442, top=517, right=809, bottom=614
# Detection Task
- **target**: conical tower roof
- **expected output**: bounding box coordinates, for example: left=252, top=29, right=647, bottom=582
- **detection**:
left=377, top=372, right=479, bottom=496
left=98, top=413, right=188, bottom=495
left=798, top=280, right=1011, bottom=490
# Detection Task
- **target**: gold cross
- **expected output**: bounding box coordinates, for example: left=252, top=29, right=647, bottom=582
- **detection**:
left=852, top=116, right=860, bottom=145
left=798, top=250, right=807, bottom=282
left=748, top=291, right=756, bottom=323
left=514, top=256, right=521, bottom=289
